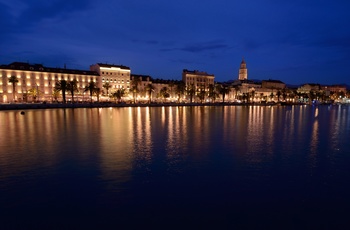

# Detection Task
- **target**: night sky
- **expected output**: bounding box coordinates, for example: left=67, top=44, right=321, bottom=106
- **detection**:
left=1, top=0, right=350, bottom=85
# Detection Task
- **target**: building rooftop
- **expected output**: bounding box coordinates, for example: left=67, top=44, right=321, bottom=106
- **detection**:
left=183, top=69, right=214, bottom=76
left=262, top=79, right=285, bottom=84
left=131, top=74, right=153, bottom=81
left=96, top=63, right=130, bottom=70
left=1, top=62, right=99, bottom=76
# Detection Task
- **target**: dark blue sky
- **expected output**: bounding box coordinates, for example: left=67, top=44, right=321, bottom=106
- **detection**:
left=1, top=0, right=350, bottom=85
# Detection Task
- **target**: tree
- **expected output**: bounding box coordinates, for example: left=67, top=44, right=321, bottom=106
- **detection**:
left=242, top=93, right=249, bottom=103
left=282, top=89, right=287, bottom=101
left=250, top=90, right=256, bottom=103
left=233, top=85, right=240, bottom=100
left=160, top=86, right=170, bottom=102
left=84, top=81, right=97, bottom=102
left=112, top=88, right=126, bottom=103
left=55, top=80, right=68, bottom=103
left=8, top=76, right=19, bottom=102
left=216, top=84, right=230, bottom=103
left=130, top=76, right=141, bottom=103
left=276, top=90, right=282, bottom=102
left=197, top=88, right=206, bottom=103
left=52, top=89, right=60, bottom=103
left=28, top=87, right=42, bottom=102
left=94, top=87, right=101, bottom=102
left=103, top=82, right=111, bottom=96
left=175, top=81, right=186, bottom=102
left=67, top=79, right=78, bottom=103
left=208, top=84, right=217, bottom=103
left=145, top=83, right=155, bottom=103
left=186, top=84, right=196, bottom=103
left=168, top=81, right=175, bottom=98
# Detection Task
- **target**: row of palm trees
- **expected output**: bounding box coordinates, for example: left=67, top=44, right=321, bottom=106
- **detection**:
left=54, top=79, right=99, bottom=103
left=124, top=77, right=232, bottom=103
left=10, top=75, right=347, bottom=104
left=8, top=75, right=100, bottom=103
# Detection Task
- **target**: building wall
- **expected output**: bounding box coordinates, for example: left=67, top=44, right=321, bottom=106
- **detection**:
left=321, top=85, right=347, bottom=93
left=182, top=69, right=215, bottom=89
left=1, top=64, right=98, bottom=103
left=261, top=80, right=286, bottom=90
left=90, top=63, right=131, bottom=94
left=297, top=84, right=320, bottom=94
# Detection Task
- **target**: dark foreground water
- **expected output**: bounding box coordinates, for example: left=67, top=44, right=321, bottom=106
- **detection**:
left=1, top=105, right=350, bottom=229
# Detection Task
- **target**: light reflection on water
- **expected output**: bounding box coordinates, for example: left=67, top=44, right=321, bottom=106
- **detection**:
left=1, top=105, right=350, bottom=229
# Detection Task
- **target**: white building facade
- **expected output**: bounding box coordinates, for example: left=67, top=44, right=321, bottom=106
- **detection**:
left=90, top=63, right=131, bottom=94
left=182, top=69, right=215, bottom=89
left=0, top=62, right=99, bottom=103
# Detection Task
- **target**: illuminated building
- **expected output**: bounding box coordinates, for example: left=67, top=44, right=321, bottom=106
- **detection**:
left=130, top=74, right=153, bottom=101
left=320, top=84, right=347, bottom=94
left=182, top=69, right=215, bottom=90
left=90, top=63, right=131, bottom=94
left=297, top=83, right=320, bottom=94
left=261, top=79, right=286, bottom=90
left=0, top=62, right=98, bottom=103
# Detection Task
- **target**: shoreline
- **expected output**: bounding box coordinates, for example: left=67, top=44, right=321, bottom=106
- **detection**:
left=0, top=101, right=338, bottom=111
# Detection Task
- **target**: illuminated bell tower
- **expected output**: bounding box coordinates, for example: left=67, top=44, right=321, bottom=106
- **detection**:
left=238, top=58, right=248, bottom=80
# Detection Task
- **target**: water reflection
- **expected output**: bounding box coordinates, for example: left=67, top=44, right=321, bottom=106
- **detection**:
left=1, top=105, right=350, bottom=189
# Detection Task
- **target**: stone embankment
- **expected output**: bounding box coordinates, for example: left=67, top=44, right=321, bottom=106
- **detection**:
left=0, top=101, right=311, bottom=111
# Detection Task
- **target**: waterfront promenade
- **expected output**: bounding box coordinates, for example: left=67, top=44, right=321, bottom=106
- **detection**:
left=0, top=101, right=338, bottom=111
left=0, top=102, right=314, bottom=111
left=0, top=102, right=236, bottom=110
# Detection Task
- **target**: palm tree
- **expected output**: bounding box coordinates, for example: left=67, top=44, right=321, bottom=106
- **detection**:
left=94, top=87, right=101, bottom=102
left=208, top=84, right=217, bottom=103
left=67, top=79, right=78, bottom=103
left=55, top=80, right=68, bottom=103
left=282, top=89, right=287, bottom=101
left=168, top=81, right=175, bottom=98
left=160, top=86, right=170, bottom=102
left=84, top=81, right=97, bottom=102
left=186, top=84, right=196, bottom=103
left=103, top=82, right=111, bottom=96
left=233, top=85, right=240, bottom=100
left=175, top=81, right=186, bottom=102
left=242, top=93, right=249, bottom=103
left=216, top=84, right=230, bottom=103
left=8, top=76, right=19, bottom=102
left=130, top=76, right=141, bottom=103
left=276, top=90, right=282, bottom=102
left=112, top=88, right=126, bottom=103
left=250, top=90, right=256, bottom=103
left=145, top=83, right=155, bottom=103
left=197, top=88, right=206, bottom=103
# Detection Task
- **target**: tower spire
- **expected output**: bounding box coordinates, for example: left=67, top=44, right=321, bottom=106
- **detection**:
left=238, top=58, right=247, bottom=80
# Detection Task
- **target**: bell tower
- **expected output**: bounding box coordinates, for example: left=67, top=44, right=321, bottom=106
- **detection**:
left=238, top=58, right=248, bottom=80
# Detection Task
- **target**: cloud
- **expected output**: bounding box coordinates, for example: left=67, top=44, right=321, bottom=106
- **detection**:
left=161, top=41, right=230, bottom=53
left=12, top=0, right=94, bottom=28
